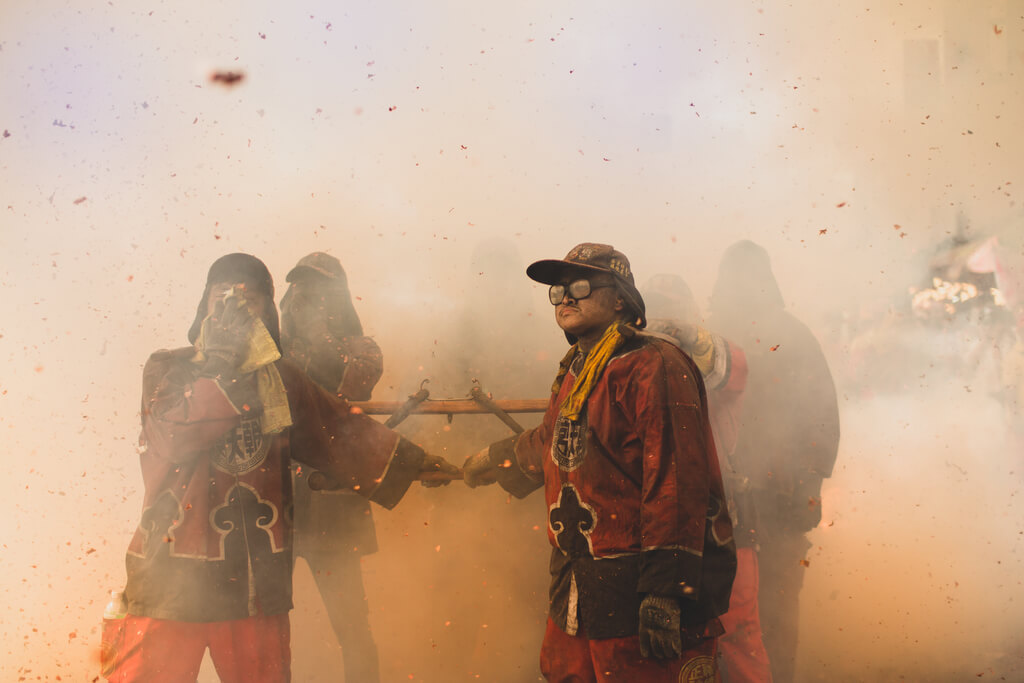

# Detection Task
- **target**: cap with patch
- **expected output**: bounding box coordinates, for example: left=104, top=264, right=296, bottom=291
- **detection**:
left=286, top=251, right=346, bottom=283
left=527, top=242, right=646, bottom=328
left=280, top=252, right=363, bottom=338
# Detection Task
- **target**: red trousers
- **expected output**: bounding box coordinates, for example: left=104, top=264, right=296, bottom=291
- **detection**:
left=539, top=617, right=720, bottom=683
left=103, top=613, right=290, bottom=683
left=718, top=547, right=773, bottom=682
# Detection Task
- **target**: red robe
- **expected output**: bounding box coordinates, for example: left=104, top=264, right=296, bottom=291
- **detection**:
left=124, top=348, right=424, bottom=622
left=489, top=331, right=736, bottom=639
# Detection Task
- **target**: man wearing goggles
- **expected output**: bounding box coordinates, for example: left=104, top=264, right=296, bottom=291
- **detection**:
left=546, top=278, right=615, bottom=306
left=463, top=243, right=737, bottom=683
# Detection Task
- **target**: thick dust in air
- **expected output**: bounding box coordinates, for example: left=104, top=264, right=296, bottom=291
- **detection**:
left=0, top=0, right=1021, bottom=681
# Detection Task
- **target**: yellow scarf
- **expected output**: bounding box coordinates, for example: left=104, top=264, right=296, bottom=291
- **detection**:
left=193, top=316, right=293, bottom=435
left=556, top=320, right=628, bottom=422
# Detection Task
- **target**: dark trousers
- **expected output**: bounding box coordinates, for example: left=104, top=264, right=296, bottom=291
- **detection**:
left=295, top=549, right=380, bottom=683
left=539, top=617, right=721, bottom=683
left=756, top=531, right=812, bottom=683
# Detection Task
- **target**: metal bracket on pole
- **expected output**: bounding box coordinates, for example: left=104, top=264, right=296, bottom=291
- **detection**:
left=345, top=379, right=549, bottom=483
left=468, top=379, right=526, bottom=434
left=383, top=379, right=432, bottom=429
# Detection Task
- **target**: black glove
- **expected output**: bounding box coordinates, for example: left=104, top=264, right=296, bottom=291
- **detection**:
left=639, top=595, right=683, bottom=659
left=202, top=294, right=253, bottom=377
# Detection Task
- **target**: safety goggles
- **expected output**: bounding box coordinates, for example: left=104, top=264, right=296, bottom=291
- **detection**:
left=548, top=278, right=613, bottom=305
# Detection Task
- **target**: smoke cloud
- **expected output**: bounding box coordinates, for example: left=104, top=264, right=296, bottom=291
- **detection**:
left=1, top=0, right=1021, bottom=680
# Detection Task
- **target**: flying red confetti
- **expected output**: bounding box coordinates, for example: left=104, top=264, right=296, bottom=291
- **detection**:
left=836, top=202, right=846, bottom=208
left=73, top=196, right=87, bottom=205
left=210, top=71, right=245, bottom=86
left=819, top=229, right=828, bottom=235
left=769, top=344, right=780, bottom=351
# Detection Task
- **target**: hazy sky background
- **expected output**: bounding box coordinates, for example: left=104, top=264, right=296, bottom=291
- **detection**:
left=1, top=0, right=1021, bottom=680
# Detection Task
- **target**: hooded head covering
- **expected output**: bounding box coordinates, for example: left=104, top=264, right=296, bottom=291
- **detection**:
left=640, top=273, right=700, bottom=324
left=706, top=240, right=789, bottom=351
left=280, top=251, right=363, bottom=338
left=708, top=240, right=785, bottom=331
left=527, top=242, right=646, bottom=329
left=188, top=253, right=280, bottom=348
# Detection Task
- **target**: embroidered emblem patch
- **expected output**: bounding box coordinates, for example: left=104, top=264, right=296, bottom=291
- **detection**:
left=211, top=416, right=270, bottom=475
left=549, top=484, right=597, bottom=558
left=609, top=257, right=630, bottom=278
left=552, top=412, right=587, bottom=471
left=678, top=655, right=716, bottom=683
left=213, top=483, right=282, bottom=554
left=568, top=245, right=594, bottom=261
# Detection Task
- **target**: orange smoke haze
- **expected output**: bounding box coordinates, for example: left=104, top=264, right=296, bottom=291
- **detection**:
left=0, top=0, right=1021, bottom=681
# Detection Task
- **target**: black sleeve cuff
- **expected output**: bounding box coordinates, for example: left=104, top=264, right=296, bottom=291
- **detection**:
left=369, top=437, right=425, bottom=510
left=638, top=548, right=703, bottom=601
left=491, top=434, right=544, bottom=499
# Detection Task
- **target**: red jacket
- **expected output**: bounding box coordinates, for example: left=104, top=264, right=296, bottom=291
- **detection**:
left=489, top=331, right=736, bottom=638
left=124, top=348, right=424, bottom=622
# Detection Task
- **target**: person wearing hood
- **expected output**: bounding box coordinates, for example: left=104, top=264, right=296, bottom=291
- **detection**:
left=707, top=241, right=840, bottom=683
left=106, top=253, right=457, bottom=683
left=643, top=273, right=773, bottom=683
left=462, top=243, right=736, bottom=683
left=279, top=252, right=386, bottom=683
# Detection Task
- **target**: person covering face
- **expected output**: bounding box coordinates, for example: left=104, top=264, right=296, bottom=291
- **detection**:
left=107, top=253, right=457, bottom=683
left=463, top=243, right=737, bottom=683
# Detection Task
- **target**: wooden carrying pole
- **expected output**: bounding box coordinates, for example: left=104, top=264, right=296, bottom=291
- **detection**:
left=350, top=398, right=549, bottom=416
left=321, top=396, right=551, bottom=485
